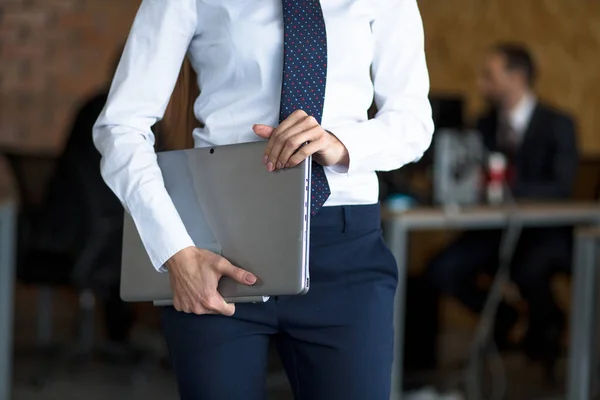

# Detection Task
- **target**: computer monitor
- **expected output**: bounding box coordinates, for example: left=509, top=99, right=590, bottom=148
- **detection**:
left=430, top=95, right=465, bottom=130
left=433, top=128, right=484, bottom=206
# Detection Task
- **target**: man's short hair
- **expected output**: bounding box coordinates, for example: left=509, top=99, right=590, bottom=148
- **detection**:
left=492, top=42, right=537, bottom=87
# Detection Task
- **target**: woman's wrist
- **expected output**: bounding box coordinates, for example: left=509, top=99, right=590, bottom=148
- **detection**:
left=325, top=130, right=349, bottom=168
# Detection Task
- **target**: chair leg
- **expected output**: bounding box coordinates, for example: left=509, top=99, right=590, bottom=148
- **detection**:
left=36, top=287, right=53, bottom=347
left=77, top=289, right=96, bottom=356
left=30, top=288, right=98, bottom=388
left=30, top=286, right=54, bottom=389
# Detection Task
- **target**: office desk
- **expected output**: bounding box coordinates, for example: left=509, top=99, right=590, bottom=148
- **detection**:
left=383, top=203, right=600, bottom=400
left=0, top=194, right=17, bottom=400
left=568, top=228, right=600, bottom=400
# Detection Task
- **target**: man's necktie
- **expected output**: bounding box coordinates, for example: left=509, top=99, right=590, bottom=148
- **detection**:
left=497, top=116, right=518, bottom=159
left=279, top=0, right=331, bottom=216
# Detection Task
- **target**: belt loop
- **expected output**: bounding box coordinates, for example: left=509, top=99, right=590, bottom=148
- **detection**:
left=342, top=207, right=350, bottom=233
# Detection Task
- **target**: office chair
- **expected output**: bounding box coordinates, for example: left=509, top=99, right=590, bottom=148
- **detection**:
left=4, top=150, right=122, bottom=388
left=3, top=152, right=68, bottom=355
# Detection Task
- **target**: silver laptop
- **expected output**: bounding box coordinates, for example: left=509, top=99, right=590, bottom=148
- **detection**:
left=120, top=141, right=311, bottom=304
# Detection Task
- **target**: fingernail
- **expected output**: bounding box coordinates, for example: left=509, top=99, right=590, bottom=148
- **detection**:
left=262, top=155, right=268, bottom=165
left=267, top=161, right=274, bottom=172
left=276, top=161, right=283, bottom=170
left=245, top=274, right=257, bottom=284
left=285, top=162, right=290, bottom=168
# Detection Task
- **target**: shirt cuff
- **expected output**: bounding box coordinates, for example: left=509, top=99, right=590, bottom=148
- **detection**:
left=128, top=188, right=195, bottom=272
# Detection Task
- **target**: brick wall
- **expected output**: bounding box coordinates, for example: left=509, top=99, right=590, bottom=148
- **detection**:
left=0, top=0, right=141, bottom=152
left=0, top=0, right=599, bottom=155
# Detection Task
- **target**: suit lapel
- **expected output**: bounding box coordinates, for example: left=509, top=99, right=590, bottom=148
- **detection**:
left=480, top=110, right=499, bottom=151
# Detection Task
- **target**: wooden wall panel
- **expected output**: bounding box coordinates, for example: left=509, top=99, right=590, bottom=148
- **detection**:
left=419, top=0, right=600, bottom=154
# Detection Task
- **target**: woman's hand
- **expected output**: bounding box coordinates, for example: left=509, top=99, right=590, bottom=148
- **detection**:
left=165, top=247, right=257, bottom=315
left=253, top=109, right=349, bottom=171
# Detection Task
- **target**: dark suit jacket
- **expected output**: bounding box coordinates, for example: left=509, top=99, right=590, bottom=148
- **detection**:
left=477, top=102, right=579, bottom=200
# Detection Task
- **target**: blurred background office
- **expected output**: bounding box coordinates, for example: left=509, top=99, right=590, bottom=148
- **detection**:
left=1, top=1, right=599, bottom=400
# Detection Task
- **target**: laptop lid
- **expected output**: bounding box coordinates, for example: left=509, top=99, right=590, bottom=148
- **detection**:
left=120, top=141, right=311, bottom=303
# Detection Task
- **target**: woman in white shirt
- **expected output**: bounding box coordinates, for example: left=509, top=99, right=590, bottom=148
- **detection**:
left=94, top=0, right=433, bottom=398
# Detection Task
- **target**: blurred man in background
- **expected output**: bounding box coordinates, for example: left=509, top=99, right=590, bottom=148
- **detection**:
left=427, top=43, right=579, bottom=377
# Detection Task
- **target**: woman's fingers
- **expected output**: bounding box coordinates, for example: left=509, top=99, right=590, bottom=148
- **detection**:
left=286, top=140, right=323, bottom=168
left=259, top=110, right=309, bottom=166
left=275, top=109, right=309, bottom=135
left=277, top=126, right=324, bottom=167
left=254, top=110, right=333, bottom=171
left=252, top=124, right=274, bottom=139
left=266, top=116, right=323, bottom=170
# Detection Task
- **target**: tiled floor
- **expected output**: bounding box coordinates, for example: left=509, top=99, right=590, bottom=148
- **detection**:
left=12, top=353, right=294, bottom=400
left=11, top=349, right=567, bottom=400
left=10, top=286, right=294, bottom=400
left=9, top=286, right=567, bottom=400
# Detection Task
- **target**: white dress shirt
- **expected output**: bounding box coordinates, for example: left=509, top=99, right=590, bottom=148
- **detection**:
left=505, top=92, right=537, bottom=143
left=93, top=0, right=434, bottom=271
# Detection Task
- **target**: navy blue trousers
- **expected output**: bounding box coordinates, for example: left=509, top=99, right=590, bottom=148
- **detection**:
left=162, top=204, right=398, bottom=400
